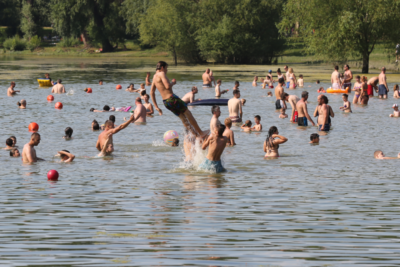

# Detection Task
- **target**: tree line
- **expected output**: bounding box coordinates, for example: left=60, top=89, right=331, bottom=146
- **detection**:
left=1, top=0, right=400, bottom=73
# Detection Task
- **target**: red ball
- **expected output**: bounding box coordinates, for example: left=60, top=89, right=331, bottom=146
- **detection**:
left=47, top=95, right=54, bottom=101
left=47, top=170, right=59, bottom=181
left=86, top=88, right=92, bottom=93
left=28, top=122, right=39, bottom=132
left=116, top=84, right=122, bottom=90
left=55, top=102, right=63, bottom=109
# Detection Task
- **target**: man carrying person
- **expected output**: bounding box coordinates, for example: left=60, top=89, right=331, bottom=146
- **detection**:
left=182, top=86, right=201, bottom=104
left=378, top=67, right=389, bottom=99
left=274, top=78, right=287, bottom=110
left=7, top=82, right=20, bottom=96
left=51, top=79, right=66, bottom=94
left=343, top=64, right=353, bottom=90
left=150, top=61, right=208, bottom=137
left=283, top=93, right=300, bottom=122
left=202, top=68, right=212, bottom=88
left=22, top=133, right=44, bottom=163
left=296, top=91, right=315, bottom=127
left=227, top=89, right=243, bottom=123
left=331, top=66, right=341, bottom=89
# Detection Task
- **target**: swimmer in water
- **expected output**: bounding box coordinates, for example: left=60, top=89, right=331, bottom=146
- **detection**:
left=45, top=73, right=54, bottom=85
left=340, top=94, right=352, bottom=113
left=279, top=108, right=288, bottom=119
left=390, top=104, right=400, bottom=117
left=10, top=136, right=17, bottom=147
left=97, top=133, right=114, bottom=157
left=171, top=138, right=179, bottom=147
left=316, top=80, right=320, bottom=84
left=393, top=85, right=400, bottom=98
left=92, top=120, right=100, bottom=131
left=146, top=72, right=152, bottom=86
left=51, top=79, right=66, bottom=94
left=241, top=120, right=252, bottom=132
left=56, top=150, right=75, bottom=162
left=264, top=126, right=288, bottom=158
left=63, top=127, right=73, bottom=140
left=182, top=86, right=201, bottom=104
left=215, top=80, right=228, bottom=98
left=309, top=133, right=319, bottom=144
left=7, top=82, right=19, bottom=96
left=91, top=105, right=115, bottom=112
left=99, top=80, right=103, bottom=85
left=199, top=124, right=228, bottom=173
left=4, top=138, right=14, bottom=150
left=143, top=94, right=154, bottom=116
left=126, top=83, right=137, bottom=92
left=374, top=150, right=400, bottom=159
left=252, top=76, right=258, bottom=87
left=108, top=115, right=118, bottom=127
left=223, top=118, right=236, bottom=146
left=10, top=148, right=20, bottom=157
left=267, top=92, right=273, bottom=97
left=22, top=132, right=44, bottom=163
left=251, top=115, right=262, bottom=131
left=150, top=61, right=208, bottom=138
left=233, top=81, right=240, bottom=90
left=296, top=91, right=315, bottom=127
left=317, top=87, right=326, bottom=93
left=17, top=99, right=26, bottom=109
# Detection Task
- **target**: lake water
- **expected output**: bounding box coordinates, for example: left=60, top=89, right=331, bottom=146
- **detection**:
left=1, top=57, right=400, bottom=266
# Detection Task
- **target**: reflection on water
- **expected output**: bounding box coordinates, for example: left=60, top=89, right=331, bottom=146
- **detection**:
left=0, top=57, right=400, bottom=265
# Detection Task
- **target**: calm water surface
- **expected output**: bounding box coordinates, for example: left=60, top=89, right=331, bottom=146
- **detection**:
left=0, top=57, right=400, bottom=266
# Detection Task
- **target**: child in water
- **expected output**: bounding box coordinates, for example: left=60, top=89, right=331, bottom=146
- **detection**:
left=279, top=108, right=288, bottom=119
left=171, top=138, right=179, bottom=147
left=267, top=92, right=273, bottom=97
left=317, top=87, right=326, bottom=93
left=340, top=94, right=352, bottom=113
left=390, top=104, right=400, bottom=117
left=309, top=133, right=319, bottom=144
left=297, top=74, right=304, bottom=87
left=63, top=127, right=73, bottom=140
left=241, top=99, right=246, bottom=106
left=241, top=120, right=252, bottom=132
left=251, top=115, right=262, bottom=131
left=374, top=150, right=400, bottom=159
left=223, top=118, right=236, bottom=146
left=393, top=85, right=400, bottom=98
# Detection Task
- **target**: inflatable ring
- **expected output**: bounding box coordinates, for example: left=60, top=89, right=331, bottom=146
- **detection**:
left=326, top=87, right=350, bottom=94
left=37, top=79, right=52, bottom=87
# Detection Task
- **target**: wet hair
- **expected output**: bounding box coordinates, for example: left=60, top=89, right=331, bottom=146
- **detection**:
left=10, top=149, right=18, bottom=157
left=90, top=108, right=95, bottom=112
left=310, top=133, right=319, bottom=141
left=233, top=89, right=240, bottom=95
left=92, top=120, right=100, bottom=130
left=224, top=118, right=232, bottom=127
left=356, top=75, right=360, bottom=79
left=17, top=101, right=21, bottom=106
left=57, top=79, right=62, bottom=83
left=217, top=79, right=221, bottom=84
left=334, top=66, right=339, bottom=70
left=103, top=105, right=110, bottom=111
left=156, top=61, right=168, bottom=70
left=267, top=92, right=273, bottom=96
left=266, top=126, right=278, bottom=149
left=217, top=124, right=226, bottom=137
left=394, top=84, right=399, bottom=91
left=321, top=95, right=329, bottom=104
left=255, top=115, right=261, bottom=121
left=6, top=138, right=13, bottom=147
left=192, top=86, right=197, bottom=92
left=342, top=94, right=348, bottom=99
left=104, top=120, right=114, bottom=129
left=278, top=77, right=284, bottom=84
left=109, top=115, right=115, bottom=123
left=140, top=90, right=146, bottom=96
left=211, top=105, right=220, bottom=114
left=10, top=136, right=16, bottom=144
left=244, top=120, right=252, bottom=127
left=301, top=91, right=309, bottom=98
left=64, top=127, right=73, bottom=138
left=374, top=150, right=383, bottom=158
left=172, top=138, right=179, bottom=146
left=234, top=81, right=239, bottom=86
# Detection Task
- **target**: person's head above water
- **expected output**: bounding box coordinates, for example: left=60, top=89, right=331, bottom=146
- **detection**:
left=233, top=89, right=240, bottom=97
left=217, top=124, right=226, bottom=137
left=393, top=104, right=399, bottom=111
left=6, top=138, right=13, bottom=148
left=10, top=136, right=16, bottom=146
left=64, top=127, right=73, bottom=138
left=92, top=120, right=100, bottom=131
left=57, top=79, right=62, bottom=84
left=299, top=74, right=303, bottom=78
left=278, top=77, right=284, bottom=85
left=211, top=105, right=221, bottom=117
left=17, top=99, right=26, bottom=107
left=374, top=150, right=385, bottom=159
left=60, top=150, right=70, bottom=160
left=266, top=126, right=278, bottom=142
left=320, top=95, right=328, bottom=104
left=10, top=148, right=20, bottom=157
left=394, top=84, right=399, bottom=91
left=310, top=133, right=319, bottom=143
left=234, top=81, right=240, bottom=87
left=224, top=118, right=232, bottom=128
left=103, top=105, right=110, bottom=111
left=30, top=132, right=41, bottom=146
left=171, top=138, right=179, bottom=147
left=99, top=80, right=103, bottom=85
left=104, top=120, right=115, bottom=130
left=244, top=120, right=252, bottom=127
left=109, top=115, right=116, bottom=123
left=192, top=86, right=198, bottom=94
left=254, top=115, right=261, bottom=123
left=301, top=91, right=309, bottom=100
left=135, top=97, right=142, bottom=104
left=10, top=81, right=15, bottom=87
left=156, top=61, right=168, bottom=72
left=342, top=94, right=348, bottom=100
left=381, top=66, right=386, bottom=73
left=144, top=94, right=150, bottom=102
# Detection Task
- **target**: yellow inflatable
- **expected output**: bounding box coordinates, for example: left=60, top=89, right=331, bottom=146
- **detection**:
left=37, top=79, right=52, bottom=87
left=326, top=87, right=349, bottom=94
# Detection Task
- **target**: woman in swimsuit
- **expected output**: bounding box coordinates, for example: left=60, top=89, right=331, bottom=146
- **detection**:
left=288, top=68, right=297, bottom=89
left=393, top=84, right=400, bottom=98
left=359, top=91, right=369, bottom=105
left=263, top=126, right=288, bottom=158
left=143, top=94, right=154, bottom=116
left=352, top=75, right=362, bottom=104
left=276, top=68, right=285, bottom=81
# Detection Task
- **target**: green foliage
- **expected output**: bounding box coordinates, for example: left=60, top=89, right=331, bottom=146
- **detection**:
left=0, top=0, right=21, bottom=35
left=3, top=35, right=27, bottom=51
left=57, top=37, right=80, bottom=48
left=20, top=0, right=50, bottom=38
left=279, top=0, right=400, bottom=73
left=27, top=35, right=41, bottom=51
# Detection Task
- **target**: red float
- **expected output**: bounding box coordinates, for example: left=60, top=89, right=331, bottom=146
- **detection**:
left=47, top=95, right=54, bottom=101
left=116, top=84, right=122, bottom=90
left=55, top=102, right=63, bottom=109
left=28, top=122, right=39, bottom=132
left=47, top=170, right=59, bottom=181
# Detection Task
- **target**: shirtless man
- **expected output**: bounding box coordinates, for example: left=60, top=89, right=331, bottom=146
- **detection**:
left=17, top=99, right=26, bottom=109
left=284, top=93, right=300, bottom=122
left=274, top=78, right=287, bottom=110
left=7, top=82, right=19, bottom=96
left=51, top=79, right=66, bottom=94
left=367, top=76, right=379, bottom=96
left=133, top=97, right=147, bottom=123
left=252, top=76, right=258, bottom=87
left=317, top=95, right=329, bottom=131
left=343, top=64, right=353, bottom=90
left=215, top=80, right=228, bottom=98
left=378, top=67, right=389, bottom=99
left=199, top=124, right=228, bottom=173
left=296, top=91, right=315, bottom=127
left=284, top=65, right=290, bottom=88
left=210, top=105, right=221, bottom=134
left=95, top=114, right=137, bottom=156
left=150, top=61, right=208, bottom=137
left=331, top=66, right=341, bottom=89
left=145, top=72, right=152, bottom=86
left=182, top=86, right=201, bottom=104
left=228, top=89, right=243, bottom=123
left=202, top=68, right=212, bottom=88
left=22, top=133, right=44, bottom=163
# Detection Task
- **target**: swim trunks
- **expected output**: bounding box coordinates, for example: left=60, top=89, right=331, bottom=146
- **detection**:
left=298, top=117, right=308, bottom=126
left=199, top=158, right=226, bottom=173
left=319, top=124, right=330, bottom=131
left=275, top=99, right=283, bottom=109
left=343, top=83, right=352, bottom=90
left=332, top=83, right=340, bottom=89
left=202, top=84, right=211, bottom=88
left=378, top=84, right=388, bottom=95
left=367, top=85, right=374, bottom=96
left=163, top=94, right=188, bottom=116
left=286, top=81, right=290, bottom=88
left=229, top=116, right=242, bottom=123
left=292, top=111, right=298, bottom=123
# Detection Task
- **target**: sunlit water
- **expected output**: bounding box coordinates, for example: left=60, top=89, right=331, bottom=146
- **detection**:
left=1, top=57, right=400, bottom=266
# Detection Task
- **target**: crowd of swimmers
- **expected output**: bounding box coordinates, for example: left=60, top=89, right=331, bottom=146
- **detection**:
left=4, top=62, right=400, bottom=173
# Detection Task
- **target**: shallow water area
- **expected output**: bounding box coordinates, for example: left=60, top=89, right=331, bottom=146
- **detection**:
left=1, top=57, right=400, bottom=266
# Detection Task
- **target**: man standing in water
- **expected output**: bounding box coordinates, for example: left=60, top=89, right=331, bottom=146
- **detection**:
left=343, top=64, right=353, bottom=90
left=228, top=89, right=243, bottom=123
left=96, top=114, right=137, bottom=156
left=182, top=86, right=201, bottom=104
left=51, top=79, right=66, bottom=94
left=296, top=91, right=315, bottom=127
left=22, top=133, right=44, bottom=163
left=317, top=95, right=329, bottom=131
left=331, top=66, right=341, bottom=89
left=133, top=97, right=147, bottom=123
left=202, top=68, right=212, bottom=88
left=283, top=93, right=300, bottom=122
left=7, top=82, right=20, bottom=96
left=150, top=61, right=208, bottom=137
left=199, top=124, right=228, bottom=173
left=275, top=78, right=286, bottom=110
left=378, top=67, right=389, bottom=99
left=367, top=76, right=379, bottom=96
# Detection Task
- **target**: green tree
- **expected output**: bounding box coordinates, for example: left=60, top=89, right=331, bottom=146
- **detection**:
left=20, top=0, right=50, bottom=38
left=0, top=0, right=21, bottom=36
left=279, top=0, right=400, bottom=73
left=123, top=0, right=152, bottom=36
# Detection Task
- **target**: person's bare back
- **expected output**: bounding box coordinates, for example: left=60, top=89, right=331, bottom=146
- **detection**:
left=202, top=69, right=212, bottom=86
left=52, top=83, right=66, bottom=94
